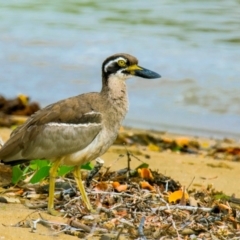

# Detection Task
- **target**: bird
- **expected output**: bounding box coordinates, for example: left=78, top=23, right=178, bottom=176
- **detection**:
left=0, top=53, right=161, bottom=215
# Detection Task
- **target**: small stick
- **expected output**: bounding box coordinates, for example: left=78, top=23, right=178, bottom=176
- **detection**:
left=89, top=191, right=143, bottom=200
left=138, top=216, right=147, bottom=240
left=126, top=148, right=131, bottom=182
left=187, top=176, right=195, bottom=191
left=153, top=205, right=212, bottom=212
left=86, top=158, right=104, bottom=187
left=169, top=216, right=180, bottom=239
left=115, top=226, right=123, bottom=240
left=103, top=154, right=125, bottom=177
left=69, top=219, right=91, bottom=233
left=179, top=186, right=187, bottom=206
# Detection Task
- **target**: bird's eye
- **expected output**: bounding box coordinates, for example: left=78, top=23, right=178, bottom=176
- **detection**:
left=118, top=60, right=126, bottom=67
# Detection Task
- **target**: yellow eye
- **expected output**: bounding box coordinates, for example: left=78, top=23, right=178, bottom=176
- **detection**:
left=118, top=60, right=126, bottom=67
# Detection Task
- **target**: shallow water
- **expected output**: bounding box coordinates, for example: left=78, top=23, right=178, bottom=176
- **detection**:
left=1, top=0, right=240, bottom=138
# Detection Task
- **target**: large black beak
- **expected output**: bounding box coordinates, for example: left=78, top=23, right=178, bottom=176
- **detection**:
left=127, top=64, right=161, bottom=79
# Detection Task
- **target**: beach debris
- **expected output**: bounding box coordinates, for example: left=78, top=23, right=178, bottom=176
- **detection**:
left=168, top=188, right=189, bottom=204
left=1, top=149, right=240, bottom=239
left=0, top=94, right=40, bottom=127
left=0, top=164, right=12, bottom=187
left=115, top=127, right=240, bottom=163
left=115, top=129, right=201, bottom=154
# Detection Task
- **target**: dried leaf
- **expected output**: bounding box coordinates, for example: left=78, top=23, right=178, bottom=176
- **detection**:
left=175, top=137, right=190, bottom=147
left=168, top=189, right=189, bottom=203
left=138, top=168, right=154, bottom=180
left=112, top=181, right=120, bottom=189
left=148, top=143, right=160, bottom=152
left=217, top=203, right=231, bottom=211
left=115, top=184, right=128, bottom=192
left=140, top=181, right=155, bottom=191
left=115, top=209, right=127, bottom=217
left=95, top=182, right=109, bottom=191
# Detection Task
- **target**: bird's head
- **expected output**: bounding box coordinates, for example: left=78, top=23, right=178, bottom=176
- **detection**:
left=102, top=53, right=161, bottom=82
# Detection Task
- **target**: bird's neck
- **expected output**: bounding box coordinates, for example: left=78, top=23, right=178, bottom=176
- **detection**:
left=101, top=74, right=129, bottom=112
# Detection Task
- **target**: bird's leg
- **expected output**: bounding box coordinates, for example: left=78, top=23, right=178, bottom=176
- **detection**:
left=48, top=159, right=61, bottom=215
left=73, top=166, right=92, bottom=211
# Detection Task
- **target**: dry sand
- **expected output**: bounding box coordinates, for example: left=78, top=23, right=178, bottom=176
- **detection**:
left=0, top=127, right=239, bottom=239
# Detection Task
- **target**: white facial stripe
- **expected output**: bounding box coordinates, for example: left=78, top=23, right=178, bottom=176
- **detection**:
left=108, top=70, right=132, bottom=81
left=46, top=122, right=101, bottom=128
left=104, top=57, right=127, bottom=72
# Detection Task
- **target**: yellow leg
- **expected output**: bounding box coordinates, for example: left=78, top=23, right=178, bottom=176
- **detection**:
left=48, top=159, right=61, bottom=215
left=73, top=166, right=92, bottom=211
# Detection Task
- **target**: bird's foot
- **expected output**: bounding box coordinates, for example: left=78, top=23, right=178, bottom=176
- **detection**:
left=48, top=207, right=63, bottom=216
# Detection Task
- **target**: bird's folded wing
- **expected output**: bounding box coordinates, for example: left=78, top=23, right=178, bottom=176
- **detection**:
left=0, top=97, right=103, bottom=161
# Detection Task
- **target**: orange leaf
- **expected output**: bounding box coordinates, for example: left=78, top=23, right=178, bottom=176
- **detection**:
left=112, top=182, right=120, bottom=189
left=95, top=182, right=109, bottom=191
left=217, top=203, right=231, bottom=211
left=168, top=190, right=189, bottom=203
left=175, top=137, right=190, bottom=147
left=115, top=209, right=128, bottom=217
left=15, top=189, right=24, bottom=195
left=115, top=184, right=128, bottom=192
left=140, top=181, right=155, bottom=191
left=138, top=168, right=154, bottom=180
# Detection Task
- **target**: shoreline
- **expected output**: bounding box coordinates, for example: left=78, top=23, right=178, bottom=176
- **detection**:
left=124, top=120, right=240, bottom=140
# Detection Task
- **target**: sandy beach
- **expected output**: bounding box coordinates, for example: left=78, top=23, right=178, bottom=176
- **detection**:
left=0, top=126, right=239, bottom=239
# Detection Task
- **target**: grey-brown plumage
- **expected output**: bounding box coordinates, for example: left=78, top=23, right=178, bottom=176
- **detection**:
left=0, top=93, right=123, bottom=165
left=0, top=53, right=161, bottom=214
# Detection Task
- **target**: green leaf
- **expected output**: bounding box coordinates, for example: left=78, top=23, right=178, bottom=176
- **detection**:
left=58, top=166, right=74, bottom=176
left=22, top=166, right=30, bottom=175
left=214, top=193, right=230, bottom=200
left=29, top=159, right=50, bottom=170
left=30, top=166, right=51, bottom=184
left=12, top=165, right=23, bottom=184
left=135, top=163, right=149, bottom=170
left=81, top=162, right=93, bottom=170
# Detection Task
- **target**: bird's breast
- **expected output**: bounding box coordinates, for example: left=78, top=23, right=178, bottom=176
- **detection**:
left=57, top=127, right=118, bottom=166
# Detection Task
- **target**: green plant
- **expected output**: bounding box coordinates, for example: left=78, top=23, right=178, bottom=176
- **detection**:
left=12, top=160, right=93, bottom=184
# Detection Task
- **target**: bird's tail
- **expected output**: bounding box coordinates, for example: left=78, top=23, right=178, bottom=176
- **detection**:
left=1, top=159, right=29, bottom=166
left=0, top=136, right=28, bottom=165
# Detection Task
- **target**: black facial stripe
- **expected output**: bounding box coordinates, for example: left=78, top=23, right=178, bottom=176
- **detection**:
left=121, top=70, right=130, bottom=75
left=106, top=62, right=121, bottom=73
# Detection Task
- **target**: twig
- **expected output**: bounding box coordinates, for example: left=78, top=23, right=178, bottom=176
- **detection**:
left=152, top=205, right=212, bottom=212
left=64, top=196, right=81, bottom=207
left=169, top=216, right=180, bottom=239
left=187, top=176, right=195, bottom=191
left=164, top=179, right=171, bottom=192
left=25, top=202, right=48, bottom=209
left=103, top=154, right=125, bottom=177
left=119, top=218, right=134, bottom=228
left=179, top=186, right=187, bottom=206
left=97, top=206, right=114, bottom=217
left=115, top=226, right=123, bottom=240
left=86, top=158, right=104, bottom=187
left=69, top=219, right=91, bottom=232
left=2, top=210, right=39, bottom=227
left=89, top=191, right=143, bottom=200
left=138, top=216, right=146, bottom=240
left=125, top=146, right=131, bottom=182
